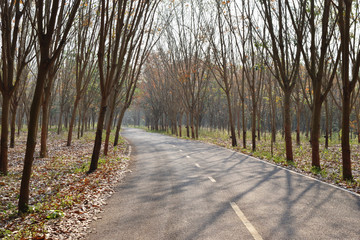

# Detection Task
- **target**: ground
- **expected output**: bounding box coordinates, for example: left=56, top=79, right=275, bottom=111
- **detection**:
left=0, top=130, right=130, bottom=239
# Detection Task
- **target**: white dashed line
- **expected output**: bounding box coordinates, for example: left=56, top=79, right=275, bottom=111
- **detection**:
left=208, top=176, right=216, bottom=183
left=230, top=202, right=263, bottom=240
left=179, top=149, right=183, bottom=152
left=186, top=156, right=190, bottom=158
left=195, top=163, right=201, bottom=168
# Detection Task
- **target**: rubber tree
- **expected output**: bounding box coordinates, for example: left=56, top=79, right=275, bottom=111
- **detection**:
left=207, top=0, right=238, bottom=147
left=338, top=0, right=360, bottom=180
left=164, top=0, right=209, bottom=140
left=104, top=5, right=159, bottom=154
left=67, top=0, right=98, bottom=146
left=88, top=0, right=160, bottom=172
left=18, top=0, right=80, bottom=213
left=257, top=0, right=305, bottom=162
left=0, top=0, right=31, bottom=175
left=288, top=0, right=339, bottom=168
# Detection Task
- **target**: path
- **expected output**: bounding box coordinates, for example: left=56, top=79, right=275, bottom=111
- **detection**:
left=88, top=128, right=360, bottom=240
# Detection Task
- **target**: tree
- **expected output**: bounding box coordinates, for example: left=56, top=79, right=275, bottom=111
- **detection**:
left=18, top=0, right=81, bottom=213
left=207, top=0, right=238, bottom=147
left=290, top=0, right=339, bottom=168
left=67, top=0, right=98, bottom=146
left=338, top=0, right=360, bottom=180
left=0, top=0, right=30, bottom=175
left=88, top=0, right=160, bottom=172
left=257, top=0, right=305, bottom=161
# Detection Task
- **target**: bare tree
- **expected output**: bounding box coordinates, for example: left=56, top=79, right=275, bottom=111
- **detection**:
left=88, top=0, right=160, bottom=172
left=0, top=0, right=31, bottom=174
left=18, top=0, right=80, bottom=213
left=67, top=0, right=98, bottom=146
left=257, top=0, right=305, bottom=161
left=338, top=0, right=360, bottom=180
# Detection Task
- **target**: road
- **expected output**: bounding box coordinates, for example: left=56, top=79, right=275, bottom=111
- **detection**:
left=88, top=128, right=360, bottom=240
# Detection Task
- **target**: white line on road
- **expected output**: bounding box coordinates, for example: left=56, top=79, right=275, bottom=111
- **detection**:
left=195, top=163, right=201, bottom=168
left=179, top=149, right=183, bottom=152
left=186, top=156, right=190, bottom=158
left=230, top=202, right=263, bottom=240
left=208, top=176, right=216, bottom=183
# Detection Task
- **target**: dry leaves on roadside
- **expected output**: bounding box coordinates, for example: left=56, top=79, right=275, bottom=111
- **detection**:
left=0, top=131, right=131, bottom=240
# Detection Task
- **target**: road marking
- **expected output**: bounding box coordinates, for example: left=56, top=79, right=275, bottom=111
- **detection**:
left=208, top=176, right=216, bottom=183
left=195, top=163, right=201, bottom=168
left=186, top=156, right=190, bottom=158
left=230, top=202, right=263, bottom=240
left=179, top=149, right=183, bottom=152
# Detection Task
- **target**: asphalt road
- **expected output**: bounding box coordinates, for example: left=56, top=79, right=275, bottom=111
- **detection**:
left=88, top=128, right=360, bottom=240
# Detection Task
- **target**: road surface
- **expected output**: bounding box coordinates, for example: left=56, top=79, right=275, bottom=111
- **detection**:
left=88, top=128, right=360, bottom=240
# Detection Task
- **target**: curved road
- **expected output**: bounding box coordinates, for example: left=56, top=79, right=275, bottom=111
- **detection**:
left=88, top=128, right=360, bottom=240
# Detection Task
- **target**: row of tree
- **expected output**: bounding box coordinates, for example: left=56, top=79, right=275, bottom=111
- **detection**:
left=136, top=0, right=360, bottom=182
left=0, top=0, right=162, bottom=213
left=1, top=0, right=359, bottom=214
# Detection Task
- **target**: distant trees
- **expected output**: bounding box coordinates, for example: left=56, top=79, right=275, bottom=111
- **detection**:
left=136, top=0, right=360, bottom=180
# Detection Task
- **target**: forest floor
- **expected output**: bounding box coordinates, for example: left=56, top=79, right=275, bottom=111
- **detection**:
left=0, top=130, right=130, bottom=240
left=140, top=127, right=360, bottom=195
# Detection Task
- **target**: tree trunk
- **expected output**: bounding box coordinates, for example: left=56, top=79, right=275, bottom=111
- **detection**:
left=77, top=108, right=81, bottom=139
left=186, top=112, right=190, bottom=138
left=178, top=112, right=182, bottom=137
left=104, top=100, right=116, bottom=156
left=251, top=100, right=256, bottom=151
left=283, top=90, right=293, bottom=162
left=296, top=101, right=301, bottom=146
left=0, top=95, right=11, bottom=174
left=40, top=95, right=51, bottom=158
left=190, top=110, right=195, bottom=139
left=242, top=99, right=246, bottom=149
left=325, top=100, right=329, bottom=148
left=342, top=91, right=352, bottom=180
left=18, top=64, right=47, bottom=213
left=10, top=104, right=18, bottom=148
left=237, top=103, right=241, bottom=139
left=89, top=97, right=107, bottom=173
left=113, top=106, right=127, bottom=147
left=310, top=93, right=322, bottom=168
left=67, top=97, right=80, bottom=146
left=17, top=106, right=24, bottom=136
left=226, top=92, right=237, bottom=147
left=57, top=104, right=63, bottom=135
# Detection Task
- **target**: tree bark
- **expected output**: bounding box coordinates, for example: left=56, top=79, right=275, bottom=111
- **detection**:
left=57, top=103, right=63, bottom=135
left=251, top=99, right=256, bottom=151
left=114, top=106, right=127, bottom=146
left=67, top=97, right=80, bottom=146
left=226, top=92, right=237, bottom=147
left=18, top=64, right=48, bottom=213
left=325, top=100, right=329, bottom=148
left=88, top=97, right=107, bottom=173
left=284, top=90, right=293, bottom=162
left=310, top=92, right=322, bottom=168
left=0, top=95, right=11, bottom=174
left=342, top=91, right=352, bottom=179
left=104, top=98, right=116, bottom=156
left=10, top=105, right=17, bottom=148
left=40, top=94, right=50, bottom=158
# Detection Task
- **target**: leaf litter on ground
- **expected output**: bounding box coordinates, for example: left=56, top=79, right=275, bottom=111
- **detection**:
left=0, top=131, right=131, bottom=240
